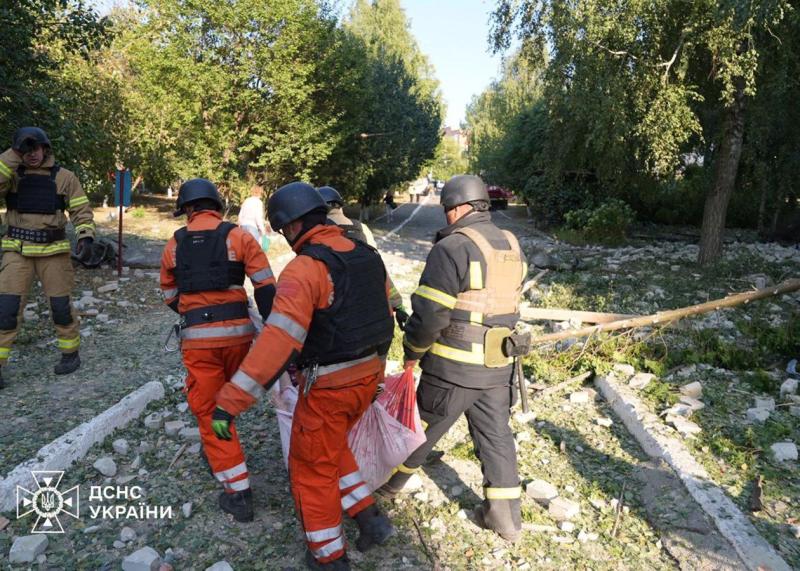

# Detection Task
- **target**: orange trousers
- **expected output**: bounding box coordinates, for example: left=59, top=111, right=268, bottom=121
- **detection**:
left=183, top=343, right=251, bottom=493
left=289, top=372, right=380, bottom=563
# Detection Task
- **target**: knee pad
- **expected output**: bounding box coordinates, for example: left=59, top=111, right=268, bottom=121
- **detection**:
left=49, top=296, right=74, bottom=326
left=0, top=294, right=21, bottom=330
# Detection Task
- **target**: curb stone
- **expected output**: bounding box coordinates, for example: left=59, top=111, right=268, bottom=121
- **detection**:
left=595, top=374, right=790, bottom=571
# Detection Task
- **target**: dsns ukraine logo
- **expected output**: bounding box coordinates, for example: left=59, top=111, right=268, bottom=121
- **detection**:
left=16, top=471, right=80, bottom=533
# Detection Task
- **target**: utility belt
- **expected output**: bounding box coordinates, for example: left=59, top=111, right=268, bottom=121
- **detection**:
left=441, top=323, right=532, bottom=368
left=181, top=301, right=249, bottom=328
left=6, top=226, right=66, bottom=244
left=299, top=351, right=379, bottom=396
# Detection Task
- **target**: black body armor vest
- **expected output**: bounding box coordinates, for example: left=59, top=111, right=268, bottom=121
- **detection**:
left=173, top=221, right=245, bottom=293
left=6, top=165, right=66, bottom=214
left=339, top=220, right=369, bottom=244
left=299, top=241, right=394, bottom=366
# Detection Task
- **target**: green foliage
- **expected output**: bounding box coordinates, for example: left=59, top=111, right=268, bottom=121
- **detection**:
left=421, top=137, right=468, bottom=181
left=564, top=199, right=635, bottom=245
left=130, top=207, right=146, bottom=219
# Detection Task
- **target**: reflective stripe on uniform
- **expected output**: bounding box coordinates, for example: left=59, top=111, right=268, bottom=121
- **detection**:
left=0, top=347, right=10, bottom=359
left=162, top=288, right=178, bottom=299
left=403, top=338, right=431, bottom=354
left=413, top=285, right=457, bottom=309
left=339, top=471, right=364, bottom=490
left=306, top=524, right=342, bottom=543
left=469, top=261, right=483, bottom=289
left=2, top=239, right=71, bottom=256
left=249, top=268, right=273, bottom=283
left=223, top=478, right=250, bottom=492
left=485, top=486, right=521, bottom=500
left=312, top=535, right=345, bottom=558
left=57, top=336, right=80, bottom=351
left=430, top=342, right=484, bottom=365
left=214, top=462, right=248, bottom=482
left=470, top=311, right=483, bottom=324
left=341, top=483, right=370, bottom=510
left=68, top=195, right=89, bottom=208
left=231, top=370, right=265, bottom=400
left=266, top=312, right=307, bottom=344
left=74, top=223, right=95, bottom=233
left=317, top=353, right=378, bottom=376
left=0, top=160, right=12, bottom=178
left=180, top=323, right=255, bottom=339
left=395, top=463, right=418, bottom=474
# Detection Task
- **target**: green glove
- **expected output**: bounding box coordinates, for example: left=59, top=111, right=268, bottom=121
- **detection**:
left=211, top=407, right=234, bottom=440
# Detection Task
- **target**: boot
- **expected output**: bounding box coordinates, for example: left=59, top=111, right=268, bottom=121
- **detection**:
left=218, top=488, right=254, bottom=522
left=304, top=550, right=350, bottom=570
left=375, top=471, right=412, bottom=499
left=354, top=504, right=396, bottom=552
left=0, top=367, right=4, bottom=390
left=54, top=351, right=81, bottom=375
left=474, top=500, right=521, bottom=543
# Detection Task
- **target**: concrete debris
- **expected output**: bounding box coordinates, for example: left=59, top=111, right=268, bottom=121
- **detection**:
left=548, top=497, right=580, bottom=521
left=791, top=524, right=800, bottom=539
left=97, top=282, right=119, bottom=293
left=188, top=443, right=203, bottom=455
left=182, top=502, right=193, bottom=518
left=679, top=382, right=703, bottom=399
left=113, top=438, right=130, bottom=455
left=589, top=498, right=607, bottom=510
left=122, top=546, right=162, bottom=571
left=131, top=455, right=142, bottom=470
left=770, top=442, right=798, bottom=462
left=205, top=562, right=234, bottom=571
left=628, top=372, right=655, bottom=390
left=116, top=475, right=137, bottom=486
left=114, top=540, right=126, bottom=549
left=93, top=457, right=117, bottom=477
left=754, top=397, right=776, bottom=411
left=515, top=431, right=531, bottom=444
left=780, top=378, right=798, bottom=398
left=746, top=408, right=771, bottom=423
left=83, top=525, right=102, bottom=534
left=559, top=521, right=575, bottom=532
left=787, top=359, right=798, bottom=378
left=450, top=485, right=464, bottom=497
left=8, top=535, right=48, bottom=563
left=513, top=411, right=537, bottom=424
left=120, top=526, right=137, bottom=542
left=177, top=402, right=190, bottom=413
left=577, top=530, right=599, bottom=543
left=790, top=406, right=800, bottom=418
left=595, top=417, right=613, bottom=427
left=144, top=413, right=164, bottom=430
left=164, top=420, right=186, bottom=437
left=666, top=415, right=702, bottom=437
left=663, top=403, right=694, bottom=418
left=569, top=390, right=590, bottom=404
left=612, top=363, right=636, bottom=379
left=679, top=396, right=706, bottom=411
left=525, top=480, right=559, bottom=506
left=178, top=427, right=201, bottom=442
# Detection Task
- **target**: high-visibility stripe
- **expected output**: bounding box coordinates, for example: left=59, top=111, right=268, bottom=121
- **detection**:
left=395, top=463, right=418, bottom=474
left=68, top=195, right=89, bottom=208
left=223, top=478, right=250, bottom=492
left=485, top=486, right=521, bottom=500
left=180, top=323, right=255, bottom=339
left=341, top=484, right=370, bottom=510
left=57, top=336, right=81, bottom=351
left=266, top=312, right=307, bottom=344
left=413, top=285, right=457, bottom=309
left=339, top=472, right=364, bottom=490
left=306, top=525, right=342, bottom=543
left=0, top=161, right=12, bottom=178
left=317, top=353, right=377, bottom=376
left=231, top=370, right=265, bottom=400
left=1, top=239, right=21, bottom=250
left=469, top=261, right=483, bottom=289
left=74, top=223, right=95, bottom=233
left=470, top=312, right=483, bottom=324
left=162, top=288, right=178, bottom=299
left=214, top=462, right=248, bottom=482
left=403, top=338, right=431, bottom=354
left=0, top=347, right=10, bottom=358
left=3, top=240, right=71, bottom=255
left=312, top=535, right=345, bottom=558
left=430, top=342, right=484, bottom=365
left=249, top=268, right=273, bottom=283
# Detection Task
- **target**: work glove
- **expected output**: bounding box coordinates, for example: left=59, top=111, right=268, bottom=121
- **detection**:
left=75, top=237, right=93, bottom=261
left=211, top=407, right=235, bottom=440
left=394, top=307, right=410, bottom=331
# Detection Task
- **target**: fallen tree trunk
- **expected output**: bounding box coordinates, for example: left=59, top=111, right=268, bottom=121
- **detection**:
left=529, top=278, right=800, bottom=346
left=521, top=306, right=637, bottom=324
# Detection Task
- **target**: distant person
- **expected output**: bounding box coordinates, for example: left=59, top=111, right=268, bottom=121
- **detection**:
left=238, top=185, right=268, bottom=247
left=383, top=190, right=397, bottom=222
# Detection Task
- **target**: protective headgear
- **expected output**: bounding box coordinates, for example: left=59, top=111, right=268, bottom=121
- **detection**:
left=440, top=175, right=489, bottom=211
left=12, top=127, right=51, bottom=154
left=71, top=238, right=117, bottom=269
left=174, top=178, right=223, bottom=217
left=267, top=181, right=327, bottom=232
left=317, top=186, right=344, bottom=207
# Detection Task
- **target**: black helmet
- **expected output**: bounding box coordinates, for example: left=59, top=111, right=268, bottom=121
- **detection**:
left=317, top=185, right=344, bottom=207
left=173, top=178, right=222, bottom=217
left=440, top=175, right=489, bottom=210
left=12, top=127, right=51, bottom=153
left=267, top=181, right=327, bottom=231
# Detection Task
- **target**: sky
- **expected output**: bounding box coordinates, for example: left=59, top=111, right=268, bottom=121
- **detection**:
left=90, top=0, right=506, bottom=128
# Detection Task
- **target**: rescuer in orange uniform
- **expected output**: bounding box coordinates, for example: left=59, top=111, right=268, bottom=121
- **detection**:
left=214, top=182, right=396, bottom=570
left=160, top=178, right=276, bottom=522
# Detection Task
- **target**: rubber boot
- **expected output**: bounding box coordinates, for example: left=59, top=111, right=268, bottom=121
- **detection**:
left=218, top=488, right=254, bottom=522
left=304, top=550, right=351, bottom=570
left=54, top=351, right=80, bottom=375
left=354, top=504, right=396, bottom=552
left=474, top=498, right=521, bottom=542
left=376, top=471, right=413, bottom=498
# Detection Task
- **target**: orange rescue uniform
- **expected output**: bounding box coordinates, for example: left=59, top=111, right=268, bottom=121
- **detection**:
left=216, top=225, right=391, bottom=564
left=160, top=210, right=275, bottom=494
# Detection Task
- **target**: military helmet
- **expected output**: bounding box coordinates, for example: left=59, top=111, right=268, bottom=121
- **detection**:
left=173, top=178, right=222, bottom=217
left=440, top=175, right=489, bottom=210
left=267, top=181, right=327, bottom=231
left=317, top=185, right=344, bottom=207
left=12, top=127, right=51, bottom=153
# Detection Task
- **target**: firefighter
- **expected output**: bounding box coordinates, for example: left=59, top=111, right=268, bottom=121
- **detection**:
left=214, top=182, right=396, bottom=570
left=0, top=127, right=96, bottom=387
left=317, top=185, right=408, bottom=331
left=378, top=175, right=528, bottom=542
left=160, top=178, right=276, bottom=522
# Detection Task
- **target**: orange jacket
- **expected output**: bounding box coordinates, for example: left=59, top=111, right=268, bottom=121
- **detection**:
left=160, top=210, right=276, bottom=350
left=216, top=224, right=392, bottom=416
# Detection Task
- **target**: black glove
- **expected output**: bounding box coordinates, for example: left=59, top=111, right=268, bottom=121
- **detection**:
left=75, top=237, right=93, bottom=261
left=395, top=307, right=410, bottom=331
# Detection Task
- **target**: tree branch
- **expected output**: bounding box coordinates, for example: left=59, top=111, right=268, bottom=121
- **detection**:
left=657, top=31, right=686, bottom=83
left=589, top=39, right=637, bottom=61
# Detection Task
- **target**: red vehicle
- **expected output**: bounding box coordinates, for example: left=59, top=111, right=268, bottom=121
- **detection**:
left=487, top=185, right=513, bottom=210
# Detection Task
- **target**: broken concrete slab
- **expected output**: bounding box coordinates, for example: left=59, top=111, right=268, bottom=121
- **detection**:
left=548, top=497, right=580, bottom=521
left=93, top=457, right=117, bottom=477
left=679, top=396, right=705, bottom=412
left=525, top=480, right=559, bottom=506
left=595, top=417, right=613, bottom=427
left=113, top=438, right=130, bottom=455
left=754, top=397, right=776, bottom=411
left=9, top=535, right=48, bottom=564
left=569, top=391, right=590, bottom=404
left=770, top=442, right=798, bottom=462
left=612, top=363, right=636, bottom=379
left=164, top=420, right=185, bottom=437
left=746, top=408, right=771, bottom=423
left=629, top=372, right=655, bottom=390
left=679, top=382, right=703, bottom=399
left=780, top=378, right=798, bottom=398
left=205, top=562, right=234, bottom=571
left=122, top=546, right=162, bottom=571
left=666, top=415, right=702, bottom=437
left=178, top=427, right=201, bottom=442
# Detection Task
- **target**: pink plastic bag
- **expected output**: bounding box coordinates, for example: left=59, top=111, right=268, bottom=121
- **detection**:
left=272, top=373, right=298, bottom=469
